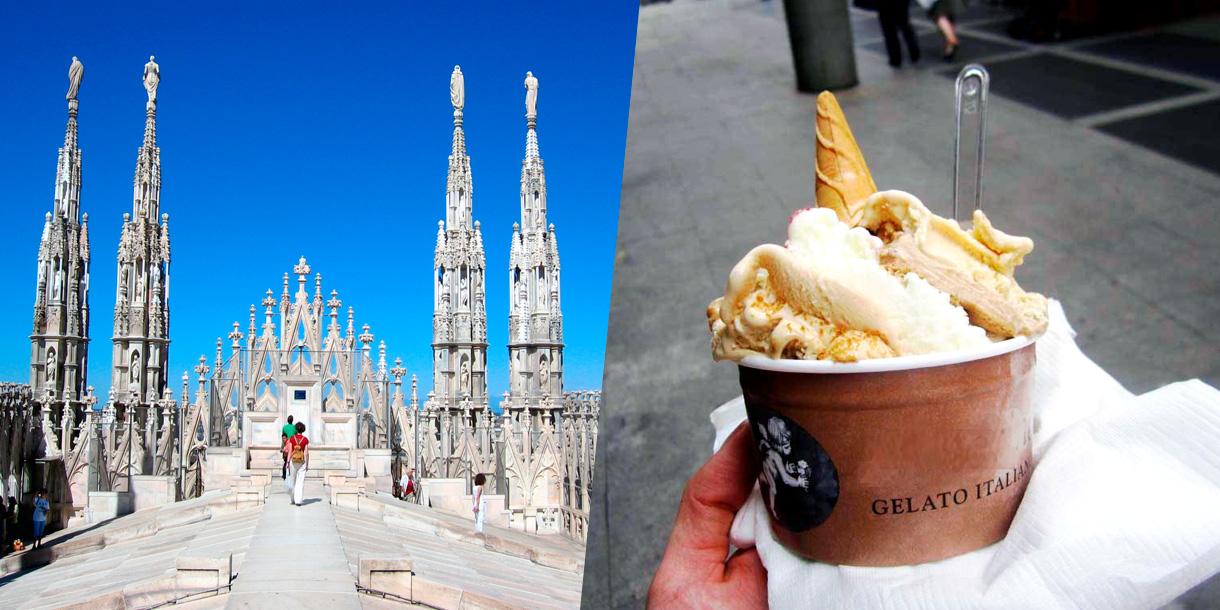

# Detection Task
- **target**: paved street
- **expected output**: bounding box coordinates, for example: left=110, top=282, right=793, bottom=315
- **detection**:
left=583, top=1, right=1220, bottom=607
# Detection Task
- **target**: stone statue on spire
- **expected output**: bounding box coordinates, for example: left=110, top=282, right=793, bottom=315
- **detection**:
left=143, top=55, right=160, bottom=104
left=524, top=71, right=539, bottom=120
left=66, top=56, right=84, bottom=101
left=450, top=65, right=464, bottom=111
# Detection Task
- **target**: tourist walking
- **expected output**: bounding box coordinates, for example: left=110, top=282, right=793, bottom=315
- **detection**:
left=281, top=415, right=296, bottom=483
left=922, top=0, right=964, bottom=60
left=285, top=422, right=310, bottom=506
left=32, top=489, right=49, bottom=549
left=398, top=467, right=417, bottom=502
left=472, top=473, right=487, bottom=534
left=878, top=0, right=921, bottom=67
left=6, top=494, right=17, bottom=549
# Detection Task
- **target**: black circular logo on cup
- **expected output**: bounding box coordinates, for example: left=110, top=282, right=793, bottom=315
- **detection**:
left=749, top=407, right=839, bottom=532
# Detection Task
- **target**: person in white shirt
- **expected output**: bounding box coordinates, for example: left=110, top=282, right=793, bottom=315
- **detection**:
left=472, top=473, right=487, bottom=534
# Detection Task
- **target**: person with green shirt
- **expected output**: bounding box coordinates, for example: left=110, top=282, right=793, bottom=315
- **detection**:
left=281, top=415, right=295, bottom=484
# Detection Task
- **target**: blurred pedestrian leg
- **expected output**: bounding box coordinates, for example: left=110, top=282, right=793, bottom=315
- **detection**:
left=879, top=0, right=921, bottom=67
left=925, top=0, right=963, bottom=59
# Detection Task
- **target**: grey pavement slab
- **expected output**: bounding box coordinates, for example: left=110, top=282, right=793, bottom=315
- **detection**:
left=1097, top=98, right=1220, bottom=174
left=1074, top=32, right=1220, bottom=82
left=948, top=53, right=1203, bottom=119
left=862, top=31, right=1026, bottom=65
left=585, top=2, right=1220, bottom=608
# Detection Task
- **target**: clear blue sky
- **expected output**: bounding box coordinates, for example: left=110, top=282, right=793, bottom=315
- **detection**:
left=0, top=1, right=637, bottom=403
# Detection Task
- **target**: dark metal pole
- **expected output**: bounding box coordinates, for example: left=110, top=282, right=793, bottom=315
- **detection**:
left=782, top=0, right=859, bottom=92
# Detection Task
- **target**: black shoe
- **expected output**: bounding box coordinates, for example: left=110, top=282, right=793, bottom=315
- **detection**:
left=889, top=59, right=902, bottom=68
left=910, top=47, right=921, bottom=63
left=943, top=44, right=959, bottom=61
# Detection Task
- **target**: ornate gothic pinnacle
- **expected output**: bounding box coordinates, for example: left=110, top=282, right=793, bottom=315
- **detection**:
left=390, top=358, right=406, bottom=383
left=194, top=355, right=209, bottom=379
left=229, top=321, right=242, bottom=347
left=177, top=378, right=189, bottom=408
left=359, top=323, right=373, bottom=346
left=327, top=289, right=341, bottom=311
left=261, top=290, right=276, bottom=309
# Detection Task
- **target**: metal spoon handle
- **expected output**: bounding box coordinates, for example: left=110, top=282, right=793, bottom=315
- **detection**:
left=953, top=64, right=989, bottom=222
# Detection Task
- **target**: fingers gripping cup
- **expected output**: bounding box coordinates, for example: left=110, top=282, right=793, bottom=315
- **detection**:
left=738, top=337, right=1036, bottom=566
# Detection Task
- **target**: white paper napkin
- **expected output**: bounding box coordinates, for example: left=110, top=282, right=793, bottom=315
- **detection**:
left=714, top=301, right=1220, bottom=609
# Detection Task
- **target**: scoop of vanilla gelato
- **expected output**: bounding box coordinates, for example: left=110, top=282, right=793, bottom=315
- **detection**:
left=709, top=207, right=989, bottom=362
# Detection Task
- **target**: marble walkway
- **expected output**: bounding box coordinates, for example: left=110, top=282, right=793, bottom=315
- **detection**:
left=225, top=481, right=363, bottom=609
left=0, top=479, right=584, bottom=608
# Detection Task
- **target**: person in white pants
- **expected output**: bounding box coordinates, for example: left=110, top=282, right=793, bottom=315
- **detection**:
left=285, top=422, right=310, bottom=506
left=472, top=473, right=487, bottom=533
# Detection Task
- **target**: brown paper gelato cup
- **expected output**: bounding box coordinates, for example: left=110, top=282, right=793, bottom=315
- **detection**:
left=738, top=337, right=1036, bottom=566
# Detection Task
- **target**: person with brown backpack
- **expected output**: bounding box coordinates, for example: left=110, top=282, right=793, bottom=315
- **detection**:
left=284, top=422, right=310, bottom=506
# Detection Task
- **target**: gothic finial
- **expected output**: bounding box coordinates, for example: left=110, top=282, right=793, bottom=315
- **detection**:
left=67, top=56, right=84, bottom=103
left=180, top=371, right=190, bottom=405
left=359, top=323, right=373, bottom=346
left=143, top=55, right=160, bottom=107
left=450, top=65, right=465, bottom=115
left=194, top=355, right=210, bottom=379
left=524, top=70, right=538, bottom=128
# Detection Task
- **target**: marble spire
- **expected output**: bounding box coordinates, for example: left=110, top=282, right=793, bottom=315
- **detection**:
left=508, top=71, right=563, bottom=409
left=434, top=65, right=488, bottom=413
left=112, top=56, right=171, bottom=413
left=31, top=56, right=92, bottom=406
